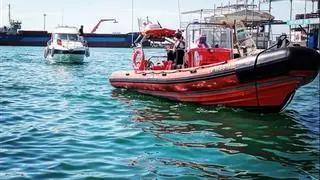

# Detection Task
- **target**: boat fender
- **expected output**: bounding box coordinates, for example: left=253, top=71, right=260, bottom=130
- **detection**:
left=132, top=48, right=146, bottom=70
left=50, top=47, right=55, bottom=57
left=85, top=48, right=90, bottom=57
left=44, top=47, right=49, bottom=58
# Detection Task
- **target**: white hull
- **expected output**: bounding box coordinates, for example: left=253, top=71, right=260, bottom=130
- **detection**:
left=46, top=53, right=85, bottom=64
left=44, top=46, right=89, bottom=64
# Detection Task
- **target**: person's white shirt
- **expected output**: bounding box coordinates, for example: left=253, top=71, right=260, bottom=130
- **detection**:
left=190, top=42, right=198, bottom=49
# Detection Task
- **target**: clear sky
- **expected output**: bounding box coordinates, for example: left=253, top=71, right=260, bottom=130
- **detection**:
left=0, top=0, right=317, bottom=34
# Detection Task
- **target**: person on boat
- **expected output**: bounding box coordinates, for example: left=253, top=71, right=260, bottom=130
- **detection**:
left=276, top=33, right=290, bottom=48
left=78, top=25, right=84, bottom=40
left=197, top=35, right=209, bottom=48
left=166, top=30, right=185, bottom=69
left=78, top=25, right=85, bottom=42
left=308, top=29, right=319, bottom=50
left=79, top=25, right=84, bottom=36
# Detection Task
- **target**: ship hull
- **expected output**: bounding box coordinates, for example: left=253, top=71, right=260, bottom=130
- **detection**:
left=0, top=32, right=139, bottom=47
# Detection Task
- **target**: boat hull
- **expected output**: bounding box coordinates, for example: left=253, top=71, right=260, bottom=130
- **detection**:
left=110, top=47, right=320, bottom=112
left=45, top=49, right=86, bottom=64
left=46, top=53, right=85, bottom=64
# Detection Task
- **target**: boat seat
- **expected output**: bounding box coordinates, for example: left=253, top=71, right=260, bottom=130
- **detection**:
left=151, top=60, right=173, bottom=70
left=186, top=48, right=232, bottom=67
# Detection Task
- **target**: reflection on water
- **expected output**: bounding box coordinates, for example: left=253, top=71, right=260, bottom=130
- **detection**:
left=112, top=89, right=320, bottom=179
left=45, top=63, right=90, bottom=86
left=1, top=46, right=318, bottom=179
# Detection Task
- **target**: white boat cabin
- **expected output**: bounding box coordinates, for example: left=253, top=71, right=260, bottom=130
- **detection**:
left=50, top=26, right=84, bottom=47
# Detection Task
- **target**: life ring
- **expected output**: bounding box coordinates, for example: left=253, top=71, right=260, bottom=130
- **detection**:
left=132, top=48, right=146, bottom=70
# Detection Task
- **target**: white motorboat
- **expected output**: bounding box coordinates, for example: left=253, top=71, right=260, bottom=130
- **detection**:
left=44, top=26, right=90, bottom=63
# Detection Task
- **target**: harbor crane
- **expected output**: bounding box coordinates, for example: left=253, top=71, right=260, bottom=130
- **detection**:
left=90, top=19, right=118, bottom=33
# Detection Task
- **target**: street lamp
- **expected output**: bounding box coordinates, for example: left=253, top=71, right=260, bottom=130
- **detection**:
left=43, top=13, right=46, bottom=30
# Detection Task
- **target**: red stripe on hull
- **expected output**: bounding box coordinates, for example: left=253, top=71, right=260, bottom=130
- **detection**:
left=110, top=71, right=315, bottom=108
left=135, top=78, right=299, bottom=107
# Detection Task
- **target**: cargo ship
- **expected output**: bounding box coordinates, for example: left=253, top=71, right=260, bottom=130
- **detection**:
left=0, top=5, right=139, bottom=47
left=0, top=23, right=139, bottom=48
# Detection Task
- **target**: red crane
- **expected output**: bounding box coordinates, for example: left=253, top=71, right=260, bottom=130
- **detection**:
left=90, top=19, right=118, bottom=33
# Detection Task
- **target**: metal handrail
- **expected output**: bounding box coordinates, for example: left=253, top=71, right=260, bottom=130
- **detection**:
left=252, top=34, right=288, bottom=106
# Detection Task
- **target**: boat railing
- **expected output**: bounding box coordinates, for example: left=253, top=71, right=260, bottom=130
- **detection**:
left=252, top=34, right=290, bottom=106
left=147, top=56, right=168, bottom=64
left=147, top=56, right=167, bottom=60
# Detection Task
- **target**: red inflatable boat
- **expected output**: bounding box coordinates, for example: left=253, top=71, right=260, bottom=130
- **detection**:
left=110, top=23, right=320, bottom=112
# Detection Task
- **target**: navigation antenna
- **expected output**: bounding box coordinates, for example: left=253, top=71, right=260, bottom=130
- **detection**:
left=61, top=9, right=64, bottom=26
left=8, top=3, right=11, bottom=23
left=0, top=0, right=3, bottom=26
left=131, top=0, right=134, bottom=46
left=177, top=0, right=181, bottom=28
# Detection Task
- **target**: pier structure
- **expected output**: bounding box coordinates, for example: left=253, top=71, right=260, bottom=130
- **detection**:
left=180, top=0, right=319, bottom=49
left=180, top=2, right=277, bottom=49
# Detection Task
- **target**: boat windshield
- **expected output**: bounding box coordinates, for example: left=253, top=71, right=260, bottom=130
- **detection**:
left=54, top=33, right=79, bottom=41
left=185, top=23, right=233, bottom=50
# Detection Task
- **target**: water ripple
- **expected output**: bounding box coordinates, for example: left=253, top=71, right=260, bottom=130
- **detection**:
left=0, top=46, right=319, bottom=179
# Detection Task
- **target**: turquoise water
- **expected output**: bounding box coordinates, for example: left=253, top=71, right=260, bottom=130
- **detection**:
left=0, top=46, right=319, bottom=179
